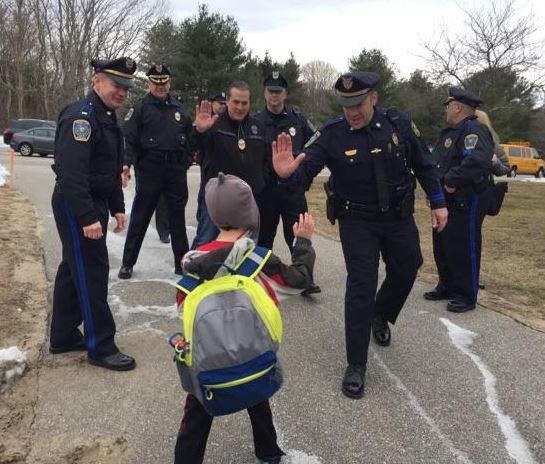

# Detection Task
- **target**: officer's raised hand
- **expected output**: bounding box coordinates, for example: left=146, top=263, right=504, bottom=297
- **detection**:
left=195, top=100, right=219, bottom=133
left=431, top=207, right=448, bottom=233
left=272, top=132, right=305, bottom=178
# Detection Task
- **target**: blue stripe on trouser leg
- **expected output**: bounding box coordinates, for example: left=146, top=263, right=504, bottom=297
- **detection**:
left=63, top=200, right=97, bottom=356
left=468, top=193, right=479, bottom=302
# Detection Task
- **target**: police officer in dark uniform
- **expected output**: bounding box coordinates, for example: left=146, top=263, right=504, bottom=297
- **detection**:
left=424, top=88, right=493, bottom=313
left=193, top=81, right=271, bottom=242
left=50, top=57, right=136, bottom=371
left=119, top=64, right=193, bottom=278
left=191, top=92, right=227, bottom=249
left=272, top=71, right=448, bottom=398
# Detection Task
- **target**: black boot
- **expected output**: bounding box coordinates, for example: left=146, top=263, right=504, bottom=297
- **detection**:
left=372, top=316, right=391, bottom=346
left=341, top=364, right=365, bottom=399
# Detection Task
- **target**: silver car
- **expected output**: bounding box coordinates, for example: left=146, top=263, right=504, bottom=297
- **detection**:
left=10, top=127, right=56, bottom=157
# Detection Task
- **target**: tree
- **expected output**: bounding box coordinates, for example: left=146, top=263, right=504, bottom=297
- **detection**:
left=300, top=60, right=339, bottom=123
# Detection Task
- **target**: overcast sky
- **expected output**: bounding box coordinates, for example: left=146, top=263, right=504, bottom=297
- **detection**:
left=168, top=0, right=545, bottom=78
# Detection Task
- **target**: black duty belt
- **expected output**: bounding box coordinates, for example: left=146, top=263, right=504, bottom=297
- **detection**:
left=340, top=199, right=398, bottom=221
left=143, top=150, right=185, bottom=163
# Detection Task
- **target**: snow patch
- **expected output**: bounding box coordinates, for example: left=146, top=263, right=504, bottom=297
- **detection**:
left=0, top=346, right=27, bottom=390
left=0, top=163, right=10, bottom=186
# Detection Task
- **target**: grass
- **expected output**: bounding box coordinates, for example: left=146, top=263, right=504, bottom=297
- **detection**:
left=307, top=177, right=545, bottom=332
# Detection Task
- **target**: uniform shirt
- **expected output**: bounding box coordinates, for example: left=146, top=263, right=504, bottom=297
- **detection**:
left=53, top=90, right=124, bottom=227
left=253, top=106, right=315, bottom=154
left=294, top=108, right=446, bottom=209
left=123, top=92, right=193, bottom=167
left=433, top=116, right=493, bottom=189
left=195, top=112, right=270, bottom=195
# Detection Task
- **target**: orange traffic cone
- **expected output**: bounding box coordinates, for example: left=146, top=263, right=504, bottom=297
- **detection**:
left=8, top=147, right=15, bottom=185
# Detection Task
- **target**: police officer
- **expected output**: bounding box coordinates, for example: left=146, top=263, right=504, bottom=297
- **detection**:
left=50, top=57, right=136, bottom=371
left=424, top=88, right=493, bottom=312
left=272, top=71, right=448, bottom=398
left=119, top=64, right=193, bottom=278
left=191, top=92, right=227, bottom=249
left=193, top=81, right=271, bottom=243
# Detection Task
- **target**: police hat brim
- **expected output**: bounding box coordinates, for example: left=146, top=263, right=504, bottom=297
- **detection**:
left=336, top=93, right=367, bottom=108
left=103, top=73, right=134, bottom=89
left=149, top=76, right=170, bottom=85
left=266, top=85, right=285, bottom=92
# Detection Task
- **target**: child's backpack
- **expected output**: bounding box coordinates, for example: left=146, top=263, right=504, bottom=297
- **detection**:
left=171, top=243, right=283, bottom=416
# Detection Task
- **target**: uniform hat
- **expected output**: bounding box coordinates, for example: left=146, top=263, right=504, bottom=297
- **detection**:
left=264, top=71, right=288, bottom=91
left=146, top=64, right=171, bottom=84
left=91, top=57, right=136, bottom=88
left=205, top=172, right=259, bottom=232
left=210, top=92, right=227, bottom=102
left=334, top=71, right=380, bottom=107
left=444, top=87, right=484, bottom=108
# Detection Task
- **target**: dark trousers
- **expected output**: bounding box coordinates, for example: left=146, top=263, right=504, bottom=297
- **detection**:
left=122, top=157, right=189, bottom=270
left=174, top=394, right=284, bottom=464
left=338, top=214, right=423, bottom=366
left=155, top=194, right=170, bottom=238
left=190, top=174, right=218, bottom=249
left=50, top=190, right=117, bottom=358
left=258, top=184, right=307, bottom=251
left=432, top=191, right=489, bottom=304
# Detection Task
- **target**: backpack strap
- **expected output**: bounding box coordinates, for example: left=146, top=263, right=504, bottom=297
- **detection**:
left=175, top=273, right=202, bottom=295
left=234, top=246, right=272, bottom=279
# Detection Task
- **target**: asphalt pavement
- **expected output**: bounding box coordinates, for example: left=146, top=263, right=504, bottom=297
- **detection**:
left=1, top=148, right=544, bottom=464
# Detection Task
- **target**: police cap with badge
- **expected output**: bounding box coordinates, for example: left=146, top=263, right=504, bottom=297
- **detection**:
left=210, top=92, right=227, bottom=103
left=264, top=71, right=288, bottom=91
left=334, top=71, right=380, bottom=107
left=91, top=56, right=136, bottom=88
left=147, top=64, right=171, bottom=84
left=444, top=87, right=484, bottom=108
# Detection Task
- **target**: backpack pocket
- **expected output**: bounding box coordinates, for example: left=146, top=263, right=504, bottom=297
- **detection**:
left=198, top=351, right=281, bottom=416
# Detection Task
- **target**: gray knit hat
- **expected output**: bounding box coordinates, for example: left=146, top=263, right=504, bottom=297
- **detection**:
left=205, top=172, right=260, bottom=231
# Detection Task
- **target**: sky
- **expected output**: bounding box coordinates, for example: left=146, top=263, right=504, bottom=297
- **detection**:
left=168, top=0, right=545, bottom=78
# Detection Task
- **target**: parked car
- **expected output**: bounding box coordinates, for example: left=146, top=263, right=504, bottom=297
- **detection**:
left=501, top=142, right=545, bottom=178
left=2, top=118, right=56, bottom=145
left=9, top=127, right=56, bottom=157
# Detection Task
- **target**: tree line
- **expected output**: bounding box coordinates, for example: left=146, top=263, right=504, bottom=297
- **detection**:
left=1, top=1, right=544, bottom=151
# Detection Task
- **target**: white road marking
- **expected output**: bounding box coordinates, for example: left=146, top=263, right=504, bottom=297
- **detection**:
left=440, top=318, right=537, bottom=464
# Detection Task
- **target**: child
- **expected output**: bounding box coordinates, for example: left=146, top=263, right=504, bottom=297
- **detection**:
left=174, top=172, right=316, bottom=464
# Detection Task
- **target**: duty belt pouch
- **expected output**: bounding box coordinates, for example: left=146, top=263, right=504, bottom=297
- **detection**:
left=323, top=181, right=338, bottom=225
left=487, top=181, right=508, bottom=216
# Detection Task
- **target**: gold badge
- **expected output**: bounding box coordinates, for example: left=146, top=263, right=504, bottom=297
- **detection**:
left=289, top=127, right=296, bottom=136
left=444, top=138, right=452, bottom=148
left=371, top=148, right=382, bottom=155
left=344, top=149, right=357, bottom=157
left=174, top=111, right=181, bottom=122
left=272, top=71, right=279, bottom=79
left=392, top=133, right=399, bottom=146
left=342, top=76, right=353, bottom=90
left=238, top=138, right=246, bottom=150
left=125, top=58, right=134, bottom=69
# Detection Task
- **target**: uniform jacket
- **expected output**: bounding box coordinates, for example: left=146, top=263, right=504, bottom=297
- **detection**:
left=176, top=237, right=316, bottom=307
left=433, top=116, right=493, bottom=191
left=123, top=92, right=193, bottom=167
left=294, top=108, right=446, bottom=209
left=53, top=90, right=124, bottom=227
left=194, top=112, right=271, bottom=195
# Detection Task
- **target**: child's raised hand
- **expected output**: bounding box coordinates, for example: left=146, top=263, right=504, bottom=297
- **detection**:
left=292, top=212, right=315, bottom=240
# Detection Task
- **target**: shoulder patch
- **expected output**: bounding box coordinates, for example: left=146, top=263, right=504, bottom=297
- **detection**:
left=72, top=119, right=91, bottom=142
left=124, top=108, right=134, bottom=121
left=411, top=121, right=421, bottom=138
left=321, top=116, right=344, bottom=130
left=464, top=134, right=479, bottom=150
left=304, top=131, right=321, bottom=148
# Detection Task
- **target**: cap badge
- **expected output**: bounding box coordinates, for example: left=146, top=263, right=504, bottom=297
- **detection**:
left=345, top=149, right=357, bottom=157
left=251, top=125, right=258, bottom=135
left=156, top=64, right=163, bottom=73
left=392, top=133, right=399, bottom=146
left=444, top=138, right=452, bottom=148
left=125, top=58, right=134, bottom=70
left=272, top=71, right=279, bottom=79
left=289, top=127, right=296, bottom=136
left=238, top=138, right=246, bottom=150
left=342, top=76, right=353, bottom=90
left=174, top=111, right=181, bottom=122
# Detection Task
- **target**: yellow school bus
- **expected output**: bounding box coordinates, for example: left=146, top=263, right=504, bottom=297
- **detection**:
left=501, top=142, right=545, bottom=178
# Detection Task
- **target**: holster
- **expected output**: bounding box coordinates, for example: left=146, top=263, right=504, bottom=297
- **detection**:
left=323, top=180, right=338, bottom=225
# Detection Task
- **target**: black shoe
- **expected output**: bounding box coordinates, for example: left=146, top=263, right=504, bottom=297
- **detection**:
left=372, top=316, right=391, bottom=346
left=447, top=299, right=476, bottom=313
left=301, top=283, right=322, bottom=297
left=118, top=265, right=133, bottom=279
left=49, top=339, right=87, bottom=354
left=341, top=364, right=365, bottom=399
left=423, top=288, right=453, bottom=301
left=87, top=352, right=136, bottom=371
left=257, top=456, right=283, bottom=464
left=159, top=234, right=170, bottom=244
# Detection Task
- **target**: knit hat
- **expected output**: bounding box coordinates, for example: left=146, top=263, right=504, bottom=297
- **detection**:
left=205, top=172, right=260, bottom=232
